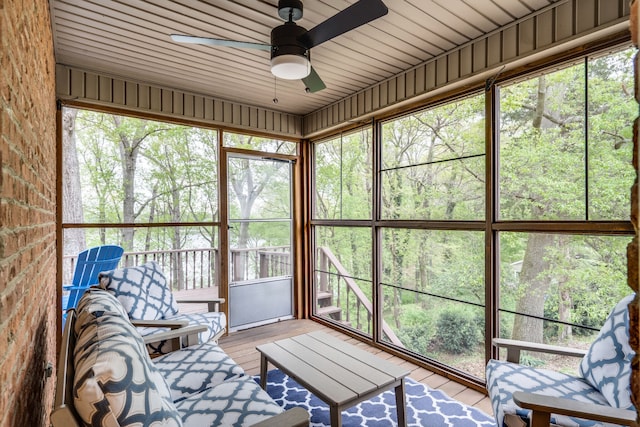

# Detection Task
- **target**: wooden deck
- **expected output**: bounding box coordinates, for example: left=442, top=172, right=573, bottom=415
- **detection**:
left=217, top=318, right=494, bottom=417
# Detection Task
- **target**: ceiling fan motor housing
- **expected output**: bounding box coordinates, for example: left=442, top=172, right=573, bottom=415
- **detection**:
left=270, top=22, right=310, bottom=61
left=278, top=0, right=303, bottom=21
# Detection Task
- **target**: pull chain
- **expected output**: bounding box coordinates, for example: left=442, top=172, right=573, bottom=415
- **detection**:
left=273, top=77, right=279, bottom=104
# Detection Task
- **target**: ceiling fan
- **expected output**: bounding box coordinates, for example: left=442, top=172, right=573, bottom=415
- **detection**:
left=170, top=0, right=388, bottom=93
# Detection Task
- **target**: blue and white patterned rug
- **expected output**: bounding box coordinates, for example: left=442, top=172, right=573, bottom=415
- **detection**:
left=255, top=369, right=497, bottom=427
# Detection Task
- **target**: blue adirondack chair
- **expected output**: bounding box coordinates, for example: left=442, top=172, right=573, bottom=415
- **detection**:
left=62, top=245, right=124, bottom=315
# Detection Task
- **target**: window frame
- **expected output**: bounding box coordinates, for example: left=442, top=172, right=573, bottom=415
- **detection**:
left=308, top=42, right=635, bottom=387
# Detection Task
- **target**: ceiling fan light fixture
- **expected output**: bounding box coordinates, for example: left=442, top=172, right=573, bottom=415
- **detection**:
left=270, top=54, right=311, bottom=80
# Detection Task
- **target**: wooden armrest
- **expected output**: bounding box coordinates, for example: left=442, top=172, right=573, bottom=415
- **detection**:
left=131, top=319, right=189, bottom=328
left=493, top=338, right=587, bottom=363
left=513, top=391, right=637, bottom=427
left=175, top=297, right=225, bottom=312
left=141, top=324, right=207, bottom=344
left=250, top=407, right=309, bottom=427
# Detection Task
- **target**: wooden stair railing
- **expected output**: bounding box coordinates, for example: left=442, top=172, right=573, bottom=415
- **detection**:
left=316, top=246, right=403, bottom=347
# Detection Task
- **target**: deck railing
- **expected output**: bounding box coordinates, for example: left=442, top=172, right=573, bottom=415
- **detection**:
left=63, top=246, right=291, bottom=290
left=230, top=245, right=290, bottom=282
left=317, top=246, right=403, bottom=346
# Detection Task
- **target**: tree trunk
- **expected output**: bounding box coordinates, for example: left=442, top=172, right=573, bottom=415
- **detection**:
left=171, top=186, right=184, bottom=290
left=532, top=76, right=546, bottom=129
left=511, top=233, right=556, bottom=342
left=119, top=141, right=137, bottom=253
left=113, top=116, right=143, bottom=255
left=144, top=185, right=158, bottom=252
left=393, top=287, right=401, bottom=329
left=61, top=108, right=86, bottom=279
left=417, top=236, right=429, bottom=307
left=391, top=229, right=404, bottom=329
left=511, top=76, right=552, bottom=343
left=558, top=288, right=573, bottom=341
left=556, top=235, right=573, bottom=341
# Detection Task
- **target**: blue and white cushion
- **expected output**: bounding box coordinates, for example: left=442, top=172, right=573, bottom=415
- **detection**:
left=175, top=376, right=284, bottom=427
left=99, top=261, right=179, bottom=320
left=153, top=342, right=245, bottom=402
left=170, top=312, right=226, bottom=342
left=486, top=359, right=610, bottom=427
left=73, top=289, right=183, bottom=427
left=141, top=312, right=227, bottom=355
left=579, top=294, right=635, bottom=410
left=73, top=286, right=130, bottom=325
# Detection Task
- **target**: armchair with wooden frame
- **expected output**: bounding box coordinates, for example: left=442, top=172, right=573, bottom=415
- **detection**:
left=98, top=260, right=226, bottom=355
left=486, top=294, right=637, bottom=427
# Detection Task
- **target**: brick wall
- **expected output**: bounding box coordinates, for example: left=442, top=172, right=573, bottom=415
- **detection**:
left=0, top=1, right=58, bottom=426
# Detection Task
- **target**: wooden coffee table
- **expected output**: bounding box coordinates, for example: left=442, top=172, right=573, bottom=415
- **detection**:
left=256, top=331, right=409, bottom=427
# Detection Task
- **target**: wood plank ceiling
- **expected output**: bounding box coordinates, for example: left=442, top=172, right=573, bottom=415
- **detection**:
left=50, top=0, right=561, bottom=116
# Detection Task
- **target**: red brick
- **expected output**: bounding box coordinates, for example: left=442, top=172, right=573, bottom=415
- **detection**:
left=1, top=1, right=57, bottom=426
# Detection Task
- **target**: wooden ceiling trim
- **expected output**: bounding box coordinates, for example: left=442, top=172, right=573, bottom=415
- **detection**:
left=56, top=64, right=304, bottom=138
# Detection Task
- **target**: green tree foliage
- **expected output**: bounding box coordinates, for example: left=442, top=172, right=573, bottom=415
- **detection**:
left=314, top=128, right=372, bottom=220
left=499, top=49, right=634, bottom=343
left=381, top=96, right=485, bottom=221
left=377, top=94, right=486, bottom=340
left=73, top=111, right=219, bottom=253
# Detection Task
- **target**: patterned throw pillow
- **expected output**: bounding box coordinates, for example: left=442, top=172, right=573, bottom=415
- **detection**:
left=99, top=261, right=179, bottom=320
left=579, top=293, right=635, bottom=410
left=73, top=289, right=183, bottom=427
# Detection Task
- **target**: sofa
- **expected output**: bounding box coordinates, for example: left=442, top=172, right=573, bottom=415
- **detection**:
left=51, top=288, right=309, bottom=427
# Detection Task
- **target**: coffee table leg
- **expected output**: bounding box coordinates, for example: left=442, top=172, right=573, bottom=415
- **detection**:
left=329, top=404, right=342, bottom=427
left=259, top=353, right=268, bottom=390
left=395, top=378, right=407, bottom=427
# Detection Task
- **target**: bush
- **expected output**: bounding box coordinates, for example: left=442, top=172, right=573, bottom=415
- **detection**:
left=435, top=307, right=481, bottom=354
left=397, top=324, right=432, bottom=354
left=395, top=305, right=435, bottom=354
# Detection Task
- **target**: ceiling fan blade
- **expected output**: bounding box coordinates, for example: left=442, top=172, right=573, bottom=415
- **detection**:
left=302, top=66, right=326, bottom=93
left=299, top=0, right=388, bottom=49
left=170, top=34, right=271, bottom=52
